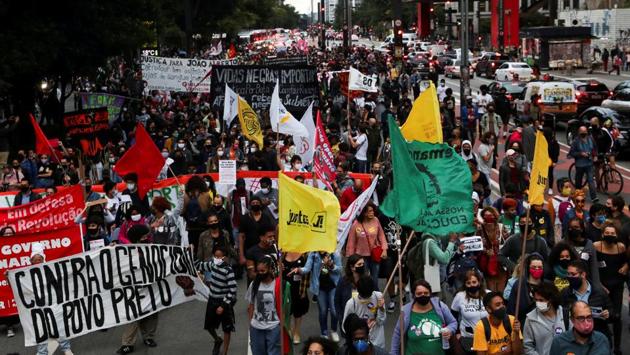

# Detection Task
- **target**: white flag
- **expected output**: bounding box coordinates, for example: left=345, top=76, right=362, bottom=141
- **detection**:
left=209, top=42, right=223, bottom=56
left=348, top=67, right=378, bottom=92
left=294, top=102, right=316, bottom=164
left=270, top=81, right=309, bottom=137
left=223, top=83, right=238, bottom=127
left=336, top=177, right=379, bottom=254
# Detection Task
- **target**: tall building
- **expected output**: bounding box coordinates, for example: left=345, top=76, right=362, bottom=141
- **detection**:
left=325, top=0, right=339, bottom=23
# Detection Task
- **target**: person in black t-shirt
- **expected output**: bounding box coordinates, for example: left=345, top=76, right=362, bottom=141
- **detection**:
left=238, top=196, right=276, bottom=265
left=245, top=225, right=277, bottom=284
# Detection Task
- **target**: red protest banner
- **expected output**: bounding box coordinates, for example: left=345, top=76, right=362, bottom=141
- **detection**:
left=313, top=111, right=337, bottom=191
left=0, top=185, right=84, bottom=235
left=0, top=225, right=84, bottom=317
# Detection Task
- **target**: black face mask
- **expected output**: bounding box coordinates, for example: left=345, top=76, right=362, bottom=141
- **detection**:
left=20, top=185, right=29, bottom=192
left=354, top=265, right=365, bottom=274
left=466, top=285, right=480, bottom=294
left=87, top=228, right=99, bottom=235
left=213, top=205, right=223, bottom=212
left=85, top=185, right=92, bottom=193
left=415, top=295, right=431, bottom=306
left=256, top=273, right=271, bottom=282
left=250, top=204, right=262, bottom=212
left=491, top=307, right=507, bottom=320
left=519, top=224, right=533, bottom=235
left=558, top=259, right=570, bottom=268
left=463, top=149, right=471, bottom=155
left=208, top=223, right=220, bottom=230
left=603, top=235, right=617, bottom=244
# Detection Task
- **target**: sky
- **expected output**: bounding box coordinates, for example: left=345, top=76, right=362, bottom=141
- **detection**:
left=285, top=0, right=312, bottom=15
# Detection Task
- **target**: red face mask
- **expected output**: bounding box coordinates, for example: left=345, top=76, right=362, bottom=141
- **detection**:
left=529, top=268, right=544, bottom=279
left=483, top=215, right=496, bottom=224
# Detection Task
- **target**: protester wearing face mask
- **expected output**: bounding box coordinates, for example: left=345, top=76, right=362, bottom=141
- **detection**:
left=83, top=215, right=110, bottom=251
left=211, top=195, right=233, bottom=234
left=585, top=203, right=609, bottom=242
left=523, top=281, right=568, bottom=355
left=339, top=314, right=388, bottom=355
left=117, top=225, right=159, bottom=354
left=550, top=301, right=610, bottom=355
left=36, top=154, right=55, bottom=188
left=116, top=172, right=150, bottom=224
left=245, top=227, right=277, bottom=284
left=499, top=149, right=528, bottom=198
left=253, top=177, right=279, bottom=220
left=340, top=178, right=364, bottom=212
left=246, top=255, right=281, bottom=355
left=83, top=177, right=100, bottom=202
left=115, top=205, right=148, bottom=245
left=335, top=255, right=368, bottom=334
left=198, top=212, right=235, bottom=273
left=472, top=292, right=522, bottom=354
left=560, top=261, right=612, bottom=348
left=552, top=178, right=574, bottom=238
left=568, top=125, right=598, bottom=202
left=12, top=176, right=40, bottom=206
left=450, top=271, right=489, bottom=354
left=507, top=254, right=546, bottom=325
left=342, top=276, right=386, bottom=349
left=238, top=196, right=277, bottom=268
left=545, top=241, right=578, bottom=292
left=195, top=245, right=237, bottom=355
left=592, top=222, right=627, bottom=354
left=148, top=195, right=183, bottom=246
left=564, top=217, right=602, bottom=288
left=460, top=140, right=477, bottom=163
left=499, top=215, right=550, bottom=274
left=345, top=202, right=387, bottom=288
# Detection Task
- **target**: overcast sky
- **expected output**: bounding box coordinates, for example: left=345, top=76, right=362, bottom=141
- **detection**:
left=285, top=0, right=312, bottom=15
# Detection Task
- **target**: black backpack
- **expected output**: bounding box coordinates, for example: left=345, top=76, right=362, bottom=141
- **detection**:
left=185, top=195, right=204, bottom=224
left=481, top=316, right=512, bottom=342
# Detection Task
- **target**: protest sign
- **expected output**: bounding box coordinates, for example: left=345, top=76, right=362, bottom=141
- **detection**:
left=460, top=236, right=484, bottom=253
left=0, top=185, right=84, bottom=235
left=313, top=111, right=336, bottom=191
left=263, top=56, right=309, bottom=66
left=0, top=226, right=84, bottom=317
left=7, top=245, right=208, bottom=345
left=218, top=160, right=237, bottom=185
left=78, top=93, right=128, bottom=124
left=336, top=178, right=379, bottom=253
left=210, top=65, right=319, bottom=118
left=63, top=108, right=109, bottom=138
left=141, top=56, right=213, bottom=93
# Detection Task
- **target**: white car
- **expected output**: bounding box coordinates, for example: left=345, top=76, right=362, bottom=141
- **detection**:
left=444, top=59, right=473, bottom=78
left=494, top=62, right=533, bottom=81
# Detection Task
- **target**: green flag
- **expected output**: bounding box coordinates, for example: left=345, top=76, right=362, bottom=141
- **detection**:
left=381, top=117, right=475, bottom=235
left=282, top=281, right=293, bottom=355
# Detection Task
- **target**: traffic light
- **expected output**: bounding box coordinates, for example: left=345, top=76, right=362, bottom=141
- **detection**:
left=394, top=22, right=403, bottom=46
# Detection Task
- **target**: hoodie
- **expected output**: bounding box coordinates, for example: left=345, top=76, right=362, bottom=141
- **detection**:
left=523, top=305, right=568, bottom=355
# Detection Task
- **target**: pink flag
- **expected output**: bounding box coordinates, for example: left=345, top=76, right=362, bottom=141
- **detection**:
left=312, top=110, right=337, bottom=191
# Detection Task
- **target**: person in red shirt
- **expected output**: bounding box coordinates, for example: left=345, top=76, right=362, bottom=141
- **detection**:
left=339, top=178, right=364, bottom=212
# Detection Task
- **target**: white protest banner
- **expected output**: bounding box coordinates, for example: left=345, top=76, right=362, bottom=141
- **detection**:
left=348, top=67, right=378, bottom=93
left=8, top=245, right=208, bottom=346
left=460, top=236, right=484, bottom=253
left=336, top=177, right=379, bottom=254
left=219, top=160, right=237, bottom=185
left=294, top=102, right=315, bottom=164
left=141, top=56, right=213, bottom=93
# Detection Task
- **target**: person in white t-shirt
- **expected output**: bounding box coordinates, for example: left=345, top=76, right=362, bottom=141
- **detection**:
left=450, top=270, right=490, bottom=354
left=347, top=125, right=369, bottom=173
left=475, top=85, right=494, bottom=116
left=437, top=79, right=448, bottom=102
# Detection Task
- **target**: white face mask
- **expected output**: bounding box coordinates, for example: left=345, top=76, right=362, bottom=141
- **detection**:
left=217, top=150, right=224, bottom=156
left=294, top=163, right=302, bottom=170
left=161, top=151, right=169, bottom=158
left=261, top=188, right=270, bottom=194
left=250, top=147, right=257, bottom=153
left=177, top=143, right=186, bottom=149
left=213, top=257, right=224, bottom=265
left=127, top=183, right=136, bottom=191
left=535, top=301, right=549, bottom=312
left=131, top=214, right=141, bottom=222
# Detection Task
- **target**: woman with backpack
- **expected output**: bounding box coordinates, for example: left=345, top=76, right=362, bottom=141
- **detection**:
left=390, top=279, right=457, bottom=355
left=450, top=270, right=489, bottom=354
left=182, top=175, right=212, bottom=251
left=477, top=207, right=508, bottom=292
left=148, top=195, right=184, bottom=246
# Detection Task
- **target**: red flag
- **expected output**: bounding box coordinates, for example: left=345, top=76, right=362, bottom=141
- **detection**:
left=228, top=43, right=237, bottom=58
left=313, top=110, right=337, bottom=191
left=29, top=114, right=60, bottom=160
left=113, top=123, right=164, bottom=198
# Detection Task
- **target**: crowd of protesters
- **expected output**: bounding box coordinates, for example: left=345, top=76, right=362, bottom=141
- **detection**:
left=0, top=31, right=627, bottom=355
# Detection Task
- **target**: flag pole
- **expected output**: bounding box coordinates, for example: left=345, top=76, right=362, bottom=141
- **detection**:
left=383, top=231, right=415, bottom=295
left=278, top=248, right=286, bottom=355
left=514, top=206, right=531, bottom=321
left=396, top=229, right=405, bottom=355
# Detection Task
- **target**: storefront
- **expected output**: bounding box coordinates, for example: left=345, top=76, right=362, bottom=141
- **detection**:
left=521, top=26, right=595, bottom=69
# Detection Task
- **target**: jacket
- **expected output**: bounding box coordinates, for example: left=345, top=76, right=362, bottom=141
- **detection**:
left=568, top=136, right=596, bottom=168
left=390, top=298, right=458, bottom=355
left=300, top=252, right=342, bottom=295
left=480, top=112, right=502, bottom=135
left=13, top=191, right=41, bottom=206
left=407, top=234, right=456, bottom=282
left=334, top=277, right=354, bottom=329
left=549, top=329, right=610, bottom=355
left=560, top=281, right=611, bottom=336
left=523, top=306, right=568, bottom=355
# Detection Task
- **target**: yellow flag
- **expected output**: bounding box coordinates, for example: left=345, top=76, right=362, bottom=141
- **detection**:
left=400, top=82, right=443, bottom=143
left=528, top=131, right=551, bottom=205
left=278, top=173, right=340, bottom=253
left=237, top=96, right=264, bottom=148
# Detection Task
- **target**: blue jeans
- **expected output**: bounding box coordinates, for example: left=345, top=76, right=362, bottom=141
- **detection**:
left=318, top=288, right=338, bottom=335
left=250, top=325, right=280, bottom=355
left=37, top=339, right=71, bottom=355
left=575, top=165, right=597, bottom=200
left=365, top=258, right=380, bottom=289
left=354, top=159, right=368, bottom=173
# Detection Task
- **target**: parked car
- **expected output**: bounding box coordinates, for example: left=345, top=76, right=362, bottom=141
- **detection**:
left=517, top=80, right=577, bottom=122
left=566, top=107, right=630, bottom=152
left=475, top=53, right=510, bottom=78
left=570, top=79, right=612, bottom=113
left=444, top=59, right=473, bottom=78
left=493, top=62, right=533, bottom=81
left=612, top=80, right=630, bottom=100
left=488, top=81, right=526, bottom=101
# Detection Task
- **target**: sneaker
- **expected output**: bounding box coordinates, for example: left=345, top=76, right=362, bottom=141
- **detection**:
left=6, top=328, right=15, bottom=338
left=330, top=331, right=340, bottom=342
left=212, top=338, right=223, bottom=355
left=117, top=346, right=134, bottom=354
left=387, top=301, right=396, bottom=313
left=293, top=334, right=301, bottom=345
left=320, top=333, right=328, bottom=339
left=143, top=339, right=157, bottom=347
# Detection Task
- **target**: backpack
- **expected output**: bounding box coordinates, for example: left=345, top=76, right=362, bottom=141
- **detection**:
left=447, top=255, right=478, bottom=287
left=184, top=195, right=204, bottom=224
left=481, top=316, right=512, bottom=342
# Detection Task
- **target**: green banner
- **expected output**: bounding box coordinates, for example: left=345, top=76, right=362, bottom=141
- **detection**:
left=381, top=118, right=474, bottom=235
